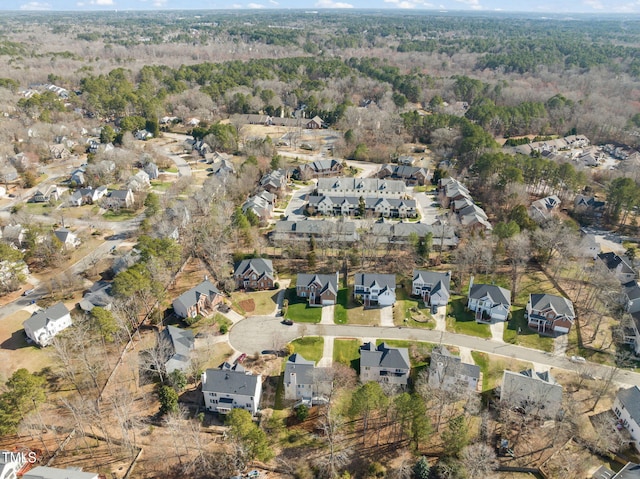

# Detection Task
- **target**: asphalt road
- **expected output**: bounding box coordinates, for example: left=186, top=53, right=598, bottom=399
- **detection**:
left=229, top=316, right=640, bottom=387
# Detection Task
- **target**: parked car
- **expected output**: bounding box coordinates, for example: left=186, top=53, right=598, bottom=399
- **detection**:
left=570, top=355, right=586, bottom=363
left=218, top=303, right=230, bottom=313
left=247, top=470, right=260, bottom=478
left=236, top=353, right=247, bottom=363
left=281, top=319, right=293, bottom=326
left=22, top=289, right=34, bottom=296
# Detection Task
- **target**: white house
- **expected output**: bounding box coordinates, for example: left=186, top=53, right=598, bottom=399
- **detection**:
left=598, top=252, right=636, bottom=284
left=23, top=302, right=72, bottom=347
left=353, top=273, right=396, bottom=307
left=360, top=342, right=411, bottom=387
left=201, top=362, right=262, bottom=415
left=53, top=228, right=80, bottom=249
left=284, top=353, right=331, bottom=403
left=613, top=386, right=640, bottom=451
left=412, top=270, right=451, bottom=309
left=467, top=277, right=511, bottom=322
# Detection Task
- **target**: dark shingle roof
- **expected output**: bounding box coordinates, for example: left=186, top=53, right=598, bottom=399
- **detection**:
left=234, top=258, right=274, bottom=278
left=354, top=273, right=396, bottom=291
left=468, top=283, right=511, bottom=305
left=202, top=363, right=260, bottom=396
left=173, top=280, right=220, bottom=312
left=360, top=342, right=410, bottom=370
left=296, top=273, right=338, bottom=296
left=284, top=353, right=316, bottom=385
left=23, top=302, right=70, bottom=331
left=617, top=386, right=640, bottom=423
left=599, top=252, right=635, bottom=275
left=529, top=293, right=575, bottom=318
left=413, top=270, right=451, bottom=296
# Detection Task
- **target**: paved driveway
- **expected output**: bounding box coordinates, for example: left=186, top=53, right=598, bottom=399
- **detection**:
left=489, top=321, right=505, bottom=343
left=317, top=336, right=334, bottom=367
left=380, top=306, right=394, bottom=327
left=321, top=305, right=335, bottom=325
left=283, top=183, right=314, bottom=220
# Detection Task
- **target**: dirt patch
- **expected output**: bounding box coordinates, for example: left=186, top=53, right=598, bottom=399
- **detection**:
left=239, top=298, right=255, bottom=313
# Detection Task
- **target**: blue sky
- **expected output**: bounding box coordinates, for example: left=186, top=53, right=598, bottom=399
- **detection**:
left=7, top=0, right=640, bottom=13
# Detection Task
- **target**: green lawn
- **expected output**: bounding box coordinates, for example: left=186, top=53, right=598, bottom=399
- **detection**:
left=151, top=180, right=173, bottom=191
left=290, top=336, right=324, bottom=363
left=333, top=339, right=361, bottom=369
left=375, top=339, right=435, bottom=367
left=284, top=287, right=321, bottom=323
left=230, top=290, right=279, bottom=316
left=504, top=308, right=554, bottom=352
left=164, top=167, right=179, bottom=173
left=334, top=287, right=380, bottom=325
left=392, top=285, right=434, bottom=328
left=102, top=209, right=138, bottom=221
left=471, top=351, right=532, bottom=392
left=446, top=295, right=491, bottom=338
left=24, top=203, right=53, bottom=214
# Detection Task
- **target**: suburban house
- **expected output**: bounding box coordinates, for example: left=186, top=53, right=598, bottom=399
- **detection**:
left=526, top=293, right=576, bottom=334
left=613, top=386, right=640, bottom=452
left=79, top=281, right=113, bottom=312
left=412, top=270, right=451, bottom=309
left=360, top=342, right=411, bottom=387
left=67, top=186, right=108, bottom=207
left=577, top=232, right=600, bottom=259
left=23, top=466, right=99, bottom=479
left=234, top=258, right=275, bottom=291
left=144, top=162, right=159, bottom=180
left=305, top=116, right=324, bottom=129
left=201, top=362, right=262, bottom=415
left=440, top=177, right=492, bottom=230
left=126, top=170, right=151, bottom=192
left=598, top=252, right=636, bottom=284
left=500, top=369, right=563, bottom=419
left=48, top=144, right=71, bottom=160
left=23, top=302, right=72, bottom=347
left=428, top=346, right=481, bottom=393
left=2, top=224, right=26, bottom=247
left=377, top=164, right=429, bottom=186
left=31, top=185, right=60, bottom=203
left=242, top=190, right=275, bottom=221
left=208, top=156, right=235, bottom=177
left=284, top=353, right=331, bottom=402
left=397, top=155, right=416, bottom=166
left=106, top=189, right=134, bottom=209
left=53, top=228, right=80, bottom=249
left=307, top=195, right=417, bottom=218
left=593, top=462, right=640, bottom=479
left=529, top=195, right=561, bottom=222
left=159, top=325, right=195, bottom=374
left=371, top=221, right=459, bottom=248
left=316, top=178, right=406, bottom=199
left=353, top=273, right=396, bottom=307
left=293, top=158, right=343, bottom=180
left=574, top=194, right=606, bottom=218
left=271, top=219, right=359, bottom=243
left=260, top=169, right=288, bottom=195
left=467, top=278, right=511, bottom=322
left=296, top=272, right=339, bottom=306
left=172, top=279, right=222, bottom=319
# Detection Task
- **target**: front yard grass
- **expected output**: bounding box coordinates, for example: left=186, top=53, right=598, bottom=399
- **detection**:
left=446, top=295, right=491, bottom=338
left=375, top=339, right=435, bottom=367
left=290, top=336, right=324, bottom=363
left=393, top=285, right=435, bottom=328
left=471, top=351, right=532, bottom=392
left=230, top=289, right=279, bottom=316
left=333, top=339, right=361, bottom=370
left=284, top=287, right=321, bottom=323
left=504, top=308, right=554, bottom=352
left=102, top=209, right=138, bottom=221
left=335, top=287, right=379, bottom=325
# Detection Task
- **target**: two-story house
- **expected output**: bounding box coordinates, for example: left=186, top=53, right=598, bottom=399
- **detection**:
left=360, top=342, right=410, bottom=387
left=353, top=273, right=396, bottom=307
left=526, top=293, right=576, bottom=334
left=172, top=279, right=222, bottom=319
left=31, top=185, right=60, bottom=203
left=529, top=195, right=561, bottom=223
left=158, top=325, right=195, bottom=375
left=412, top=270, right=451, bottom=310
left=377, top=164, right=429, bottom=186
left=598, top=252, right=636, bottom=284
left=106, top=189, right=134, bottom=209
left=234, top=258, right=275, bottom=291
left=296, top=272, right=339, bottom=307
left=467, top=278, right=511, bottom=322
left=500, top=369, right=563, bottom=419
left=428, top=346, right=480, bottom=393
left=316, top=177, right=406, bottom=199
left=284, top=353, right=331, bottom=402
left=613, top=386, right=640, bottom=452
left=23, top=302, right=72, bottom=347
left=202, top=362, right=262, bottom=415
left=260, top=169, right=288, bottom=195
left=293, top=159, right=343, bottom=180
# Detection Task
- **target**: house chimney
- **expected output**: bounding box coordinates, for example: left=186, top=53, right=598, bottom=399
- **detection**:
left=469, top=275, right=474, bottom=292
left=204, top=274, right=208, bottom=281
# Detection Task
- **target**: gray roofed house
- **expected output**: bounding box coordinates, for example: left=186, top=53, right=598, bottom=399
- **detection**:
left=307, top=195, right=417, bottom=218
left=614, top=386, right=640, bottom=452
left=160, top=325, right=195, bottom=374
left=598, top=252, right=636, bottom=283
left=106, top=189, right=134, bottom=209
left=354, top=273, right=396, bottom=307
left=79, top=281, right=113, bottom=312
left=242, top=190, right=275, bottom=221
left=284, top=353, right=331, bottom=402
left=371, top=221, right=459, bottom=248
left=208, top=156, right=235, bottom=176
left=144, top=162, right=159, bottom=180
left=202, top=362, right=262, bottom=415
left=500, top=369, right=563, bottom=419
left=296, top=272, right=339, bottom=306
left=593, top=462, right=640, bottom=479
left=428, top=346, right=480, bottom=393
left=526, top=293, right=576, bottom=334
left=412, top=270, right=451, bottom=308
left=293, top=158, right=343, bottom=180
left=260, top=169, right=288, bottom=194
left=53, top=228, right=80, bottom=249
left=234, top=258, right=275, bottom=291
left=271, top=219, right=359, bottom=243
left=172, top=279, right=222, bottom=319
left=467, top=278, right=511, bottom=322
left=377, top=164, right=429, bottom=186
left=22, top=466, right=99, bottom=479
left=360, top=342, right=411, bottom=387
left=2, top=224, right=25, bottom=247
left=23, top=302, right=72, bottom=347
left=316, top=177, right=406, bottom=199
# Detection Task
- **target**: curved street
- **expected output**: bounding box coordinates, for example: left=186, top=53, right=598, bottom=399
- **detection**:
left=229, top=316, right=640, bottom=387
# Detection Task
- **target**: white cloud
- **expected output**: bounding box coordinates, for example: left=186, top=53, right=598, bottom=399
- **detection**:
left=247, top=2, right=265, bottom=7
left=384, top=0, right=434, bottom=8
left=20, top=1, right=51, bottom=9
left=583, top=0, right=604, bottom=8
left=269, top=0, right=279, bottom=5
left=90, top=0, right=114, bottom=4
left=315, top=0, right=354, bottom=7
left=152, top=0, right=167, bottom=6
left=455, top=0, right=482, bottom=9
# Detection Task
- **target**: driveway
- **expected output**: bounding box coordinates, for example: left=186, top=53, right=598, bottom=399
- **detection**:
left=489, top=321, right=505, bottom=343
left=380, top=306, right=394, bottom=327
left=154, top=132, right=193, bottom=177
left=320, top=305, right=335, bottom=325
left=283, top=183, right=314, bottom=221
left=433, top=306, right=446, bottom=332
left=413, top=191, right=441, bottom=225
left=228, top=317, right=640, bottom=387
left=317, top=336, right=334, bottom=367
